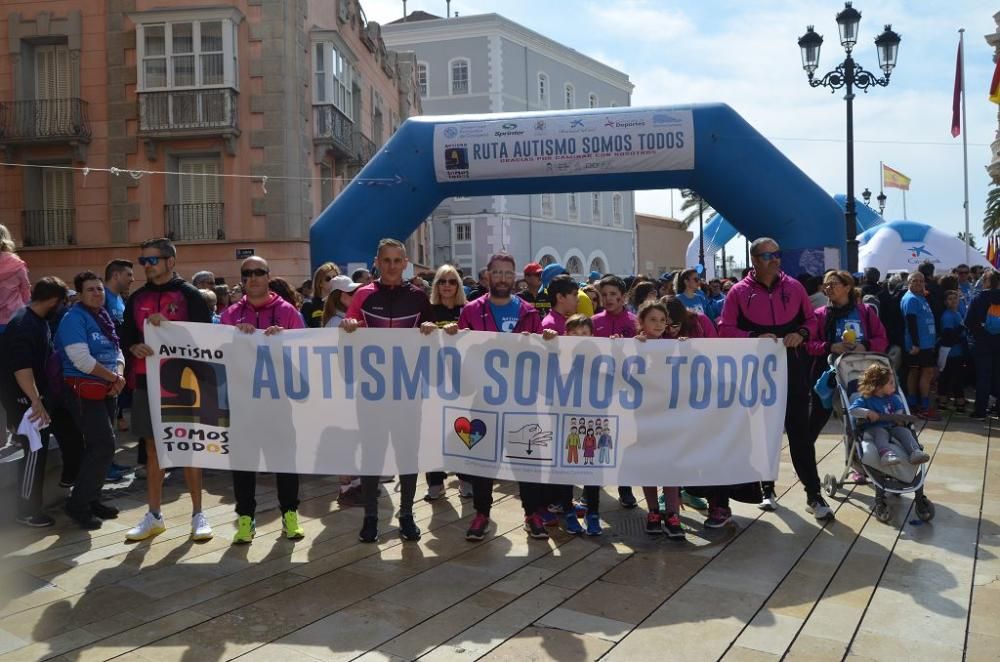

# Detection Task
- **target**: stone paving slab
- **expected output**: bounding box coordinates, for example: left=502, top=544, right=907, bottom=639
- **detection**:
left=0, top=414, right=994, bottom=661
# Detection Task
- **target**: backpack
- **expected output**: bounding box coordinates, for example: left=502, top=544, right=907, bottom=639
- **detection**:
left=986, top=303, right=1000, bottom=335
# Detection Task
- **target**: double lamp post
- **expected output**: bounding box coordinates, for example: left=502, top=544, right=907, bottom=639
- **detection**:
left=797, top=2, right=901, bottom=273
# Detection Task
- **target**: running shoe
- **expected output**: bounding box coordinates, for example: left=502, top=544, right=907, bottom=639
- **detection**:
left=547, top=503, right=565, bottom=514
left=645, top=511, right=663, bottom=535
left=466, top=513, right=490, bottom=541
left=90, top=501, right=119, bottom=520
left=423, top=484, right=446, bottom=501
left=909, top=450, right=930, bottom=464
left=524, top=513, right=549, bottom=539
left=398, top=514, right=421, bottom=541
left=16, top=513, right=55, bottom=528
left=232, top=515, right=255, bottom=544
left=540, top=510, right=559, bottom=527
left=563, top=513, right=584, bottom=535
left=662, top=513, right=685, bottom=539
left=618, top=486, right=638, bottom=509
left=58, top=479, right=75, bottom=489
left=191, top=512, right=213, bottom=541
left=134, top=465, right=147, bottom=480
left=585, top=512, right=602, bottom=536
left=681, top=490, right=708, bottom=511
left=458, top=479, right=474, bottom=498
left=65, top=505, right=102, bottom=531
left=282, top=510, right=305, bottom=540
left=806, top=494, right=835, bottom=521
left=359, top=515, right=379, bottom=543
left=704, top=506, right=732, bottom=529
left=104, top=465, right=128, bottom=483
left=125, top=511, right=165, bottom=541
left=759, top=484, right=778, bottom=511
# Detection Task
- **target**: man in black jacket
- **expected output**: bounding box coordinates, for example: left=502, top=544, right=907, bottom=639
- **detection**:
left=0, top=277, right=76, bottom=526
left=967, top=271, right=1000, bottom=419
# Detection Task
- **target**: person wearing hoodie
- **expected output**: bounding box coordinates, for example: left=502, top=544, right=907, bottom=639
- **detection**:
left=966, top=270, right=1000, bottom=420
left=0, top=224, right=31, bottom=334
left=539, top=263, right=594, bottom=318
left=121, top=237, right=215, bottom=542
left=718, top=238, right=832, bottom=521
left=222, top=256, right=306, bottom=543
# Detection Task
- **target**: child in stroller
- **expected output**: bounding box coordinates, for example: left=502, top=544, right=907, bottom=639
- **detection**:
left=848, top=363, right=931, bottom=467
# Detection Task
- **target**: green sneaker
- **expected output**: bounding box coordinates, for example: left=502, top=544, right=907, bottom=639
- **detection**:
left=232, top=515, right=255, bottom=544
left=282, top=510, right=304, bottom=540
left=681, top=490, right=708, bottom=511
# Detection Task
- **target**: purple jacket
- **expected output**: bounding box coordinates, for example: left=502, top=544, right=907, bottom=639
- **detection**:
left=220, top=293, right=305, bottom=330
left=458, top=294, right=542, bottom=333
left=807, top=302, right=888, bottom=356
left=718, top=270, right=817, bottom=339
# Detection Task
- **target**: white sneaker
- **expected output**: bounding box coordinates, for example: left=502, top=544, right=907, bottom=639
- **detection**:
left=758, top=486, right=777, bottom=511
left=191, top=512, right=213, bottom=541
left=126, top=512, right=165, bottom=541
left=423, top=484, right=445, bottom=501
left=909, top=450, right=930, bottom=465
left=458, top=479, right=474, bottom=498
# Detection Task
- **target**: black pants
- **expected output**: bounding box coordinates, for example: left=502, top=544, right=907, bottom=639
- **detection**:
left=552, top=484, right=600, bottom=515
left=786, top=350, right=820, bottom=497
left=940, top=356, right=967, bottom=400
left=50, top=403, right=83, bottom=485
left=425, top=471, right=447, bottom=487
left=232, top=471, right=300, bottom=517
left=361, top=473, right=416, bottom=519
left=519, top=481, right=547, bottom=516
left=973, top=347, right=1000, bottom=416
left=63, top=394, right=116, bottom=514
left=14, top=433, right=48, bottom=518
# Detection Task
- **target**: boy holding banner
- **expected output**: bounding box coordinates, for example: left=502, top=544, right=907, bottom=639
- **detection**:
left=455, top=252, right=544, bottom=540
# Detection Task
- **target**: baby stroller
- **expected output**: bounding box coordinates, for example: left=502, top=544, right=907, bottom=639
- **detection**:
left=821, top=352, right=935, bottom=523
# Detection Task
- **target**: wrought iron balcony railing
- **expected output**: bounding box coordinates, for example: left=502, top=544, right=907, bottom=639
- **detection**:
left=0, top=98, right=91, bottom=143
left=22, top=209, right=75, bottom=247
left=313, top=104, right=378, bottom=166
left=164, top=203, right=225, bottom=241
left=139, top=88, right=238, bottom=133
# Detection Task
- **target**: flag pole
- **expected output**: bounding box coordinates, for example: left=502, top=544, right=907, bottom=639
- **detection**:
left=960, top=29, right=971, bottom=265
left=902, top=190, right=907, bottom=220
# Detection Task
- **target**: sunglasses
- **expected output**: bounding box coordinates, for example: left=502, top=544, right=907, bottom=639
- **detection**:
left=753, top=251, right=782, bottom=261
left=241, top=268, right=270, bottom=279
left=438, top=279, right=459, bottom=286
left=324, top=275, right=336, bottom=282
left=137, top=255, right=167, bottom=266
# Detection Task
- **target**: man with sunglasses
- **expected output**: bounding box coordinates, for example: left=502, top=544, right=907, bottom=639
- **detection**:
left=122, top=238, right=215, bottom=542
left=954, top=264, right=974, bottom=317
left=222, top=256, right=306, bottom=543
left=718, top=238, right=832, bottom=521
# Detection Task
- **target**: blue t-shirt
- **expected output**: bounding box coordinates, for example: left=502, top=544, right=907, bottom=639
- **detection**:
left=489, top=297, right=523, bottom=333
left=55, top=305, right=121, bottom=379
left=104, top=292, right=125, bottom=325
left=901, top=291, right=936, bottom=350
left=849, top=393, right=907, bottom=429
left=677, top=291, right=717, bottom=320
left=958, top=282, right=974, bottom=318
left=833, top=308, right=865, bottom=345
left=941, top=309, right=966, bottom=357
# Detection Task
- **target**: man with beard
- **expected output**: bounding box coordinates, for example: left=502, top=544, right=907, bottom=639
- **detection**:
left=455, top=253, right=544, bottom=540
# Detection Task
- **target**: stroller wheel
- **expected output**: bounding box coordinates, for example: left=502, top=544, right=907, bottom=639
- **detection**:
left=915, top=495, right=935, bottom=522
left=873, top=501, right=892, bottom=523
left=823, top=474, right=838, bottom=498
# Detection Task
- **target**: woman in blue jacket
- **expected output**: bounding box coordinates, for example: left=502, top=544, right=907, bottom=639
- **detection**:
left=56, top=271, right=126, bottom=530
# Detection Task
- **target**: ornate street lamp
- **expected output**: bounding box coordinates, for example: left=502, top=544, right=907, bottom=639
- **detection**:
left=798, top=3, right=900, bottom=272
left=861, top=187, right=872, bottom=206
left=876, top=190, right=887, bottom=216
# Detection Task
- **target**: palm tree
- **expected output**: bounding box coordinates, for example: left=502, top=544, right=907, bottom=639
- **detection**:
left=985, top=185, right=1000, bottom=237
left=957, top=231, right=978, bottom=250
left=679, top=189, right=716, bottom=229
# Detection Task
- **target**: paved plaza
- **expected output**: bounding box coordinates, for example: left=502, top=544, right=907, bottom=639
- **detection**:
left=0, top=414, right=997, bottom=662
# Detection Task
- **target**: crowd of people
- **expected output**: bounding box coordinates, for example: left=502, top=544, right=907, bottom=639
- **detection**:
left=1, top=222, right=999, bottom=549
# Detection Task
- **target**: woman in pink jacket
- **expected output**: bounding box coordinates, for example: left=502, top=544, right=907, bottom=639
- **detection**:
left=0, top=224, right=31, bottom=332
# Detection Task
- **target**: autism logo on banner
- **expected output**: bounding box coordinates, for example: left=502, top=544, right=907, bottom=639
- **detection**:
left=159, top=358, right=231, bottom=427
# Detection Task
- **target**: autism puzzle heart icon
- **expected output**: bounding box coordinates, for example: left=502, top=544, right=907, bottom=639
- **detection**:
left=453, top=417, right=488, bottom=450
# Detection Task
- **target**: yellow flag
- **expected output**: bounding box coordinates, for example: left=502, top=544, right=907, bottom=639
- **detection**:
left=882, top=164, right=910, bottom=191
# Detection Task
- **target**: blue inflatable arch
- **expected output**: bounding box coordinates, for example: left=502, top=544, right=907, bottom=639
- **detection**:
left=311, top=103, right=844, bottom=270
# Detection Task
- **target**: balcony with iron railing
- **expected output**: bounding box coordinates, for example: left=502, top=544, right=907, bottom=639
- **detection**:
left=139, top=88, right=239, bottom=155
left=164, top=203, right=225, bottom=242
left=313, top=104, right=378, bottom=166
left=22, top=209, right=75, bottom=247
left=0, top=99, right=91, bottom=156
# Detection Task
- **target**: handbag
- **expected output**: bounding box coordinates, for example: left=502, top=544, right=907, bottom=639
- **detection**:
left=64, top=377, right=111, bottom=401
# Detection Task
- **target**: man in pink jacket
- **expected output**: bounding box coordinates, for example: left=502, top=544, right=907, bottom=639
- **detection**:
left=718, top=238, right=831, bottom=521
left=221, top=255, right=306, bottom=544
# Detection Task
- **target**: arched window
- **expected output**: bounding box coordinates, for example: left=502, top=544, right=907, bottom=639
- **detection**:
left=539, top=254, right=557, bottom=267
left=449, top=58, right=469, bottom=95
left=590, top=257, right=606, bottom=274
left=612, top=193, right=624, bottom=226
left=537, top=72, right=549, bottom=108
left=564, top=83, right=575, bottom=109
left=566, top=256, right=584, bottom=276
left=416, top=62, right=428, bottom=97
left=588, top=93, right=598, bottom=108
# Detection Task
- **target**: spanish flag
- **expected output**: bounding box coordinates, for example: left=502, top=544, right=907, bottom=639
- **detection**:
left=882, top=163, right=911, bottom=191
left=990, top=56, right=1000, bottom=104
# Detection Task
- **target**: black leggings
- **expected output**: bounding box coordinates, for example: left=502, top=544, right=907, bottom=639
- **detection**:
left=786, top=351, right=820, bottom=496
left=232, top=471, right=300, bottom=517
left=361, top=474, right=416, bottom=519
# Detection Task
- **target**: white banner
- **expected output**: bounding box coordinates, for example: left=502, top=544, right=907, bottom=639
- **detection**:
left=433, top=109, right=695, bottom=183
left=145, top=323, right=785, bottom=486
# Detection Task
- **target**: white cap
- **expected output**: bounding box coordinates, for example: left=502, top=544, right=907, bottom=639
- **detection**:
left=329, top=275, right=361, bottom=293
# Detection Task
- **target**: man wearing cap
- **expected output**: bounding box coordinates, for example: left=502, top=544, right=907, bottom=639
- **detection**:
left=519, top=263, right=549, bottom=316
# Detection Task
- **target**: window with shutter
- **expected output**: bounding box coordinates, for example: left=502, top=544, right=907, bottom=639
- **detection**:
left=35, top=45, right=72, bottom=135
left=177, top=158, right=222, bottom=239
left=40, top=169, right=74, bottom=245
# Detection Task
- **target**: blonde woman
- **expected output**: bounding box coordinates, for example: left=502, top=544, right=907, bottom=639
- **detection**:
left=0, top=224, right=30, bottom=332
left=300, top=262, right=340, bottom=328
left=421, top=264, right=470, bottom=501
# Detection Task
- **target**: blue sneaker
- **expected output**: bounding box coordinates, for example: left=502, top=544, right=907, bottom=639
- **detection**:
left=585, top=512, right=602, bottom=536
left=563, top=513, right=584, bottom=535
left=540, top=510, right=559, bottom=527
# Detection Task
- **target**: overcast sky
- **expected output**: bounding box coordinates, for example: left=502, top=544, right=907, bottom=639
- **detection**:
left=364, top=0, right=999, bottom=250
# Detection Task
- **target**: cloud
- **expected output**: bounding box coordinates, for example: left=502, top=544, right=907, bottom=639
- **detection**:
left=583, top=0, right=693, bottom=44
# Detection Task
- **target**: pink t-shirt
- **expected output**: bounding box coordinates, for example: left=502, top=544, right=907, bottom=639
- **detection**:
left=541, top=310, right=567, bottom=335
left=591, top=308, right=637, bottom=338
